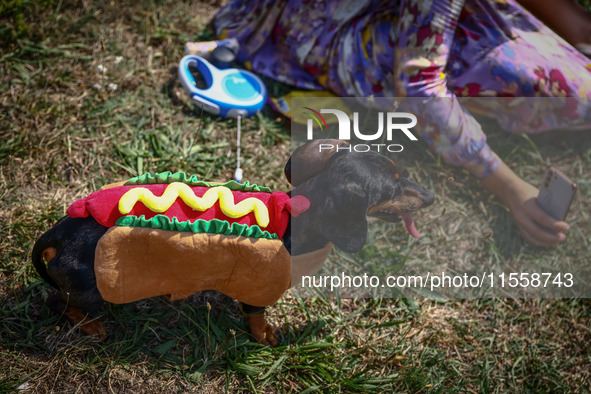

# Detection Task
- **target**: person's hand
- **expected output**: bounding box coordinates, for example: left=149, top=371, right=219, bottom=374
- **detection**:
left=480, top=161, right=570, bottom=247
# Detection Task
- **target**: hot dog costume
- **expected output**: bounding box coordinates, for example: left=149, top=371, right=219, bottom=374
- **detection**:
left=67, top=172, right=330, bottom=307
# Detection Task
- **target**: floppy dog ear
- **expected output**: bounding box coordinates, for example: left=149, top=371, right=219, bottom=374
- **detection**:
left=285, top=139, right=349, bottom=186
left=317, top=186, right=368, bottom=253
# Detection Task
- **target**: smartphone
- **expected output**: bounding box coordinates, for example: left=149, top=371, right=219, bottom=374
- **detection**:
left=537, top=166, right=577, bottom=221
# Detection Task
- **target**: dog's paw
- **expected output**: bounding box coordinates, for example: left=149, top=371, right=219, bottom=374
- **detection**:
left=62, top=306, right=107, bottom=340
left=45, top=294, right=107, bottom=340
left=79, top=318, right=107, bottom=340
left=260, top=324, right=280, bottom=347
left=245, top=314, right=280, bottom=347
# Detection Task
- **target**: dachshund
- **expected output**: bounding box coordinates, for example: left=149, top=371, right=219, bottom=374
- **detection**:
left=32, top=139, right=434, bottom=346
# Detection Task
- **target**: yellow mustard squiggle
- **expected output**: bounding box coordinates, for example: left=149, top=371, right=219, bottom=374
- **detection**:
left=119, top=182, right=270, bottom=227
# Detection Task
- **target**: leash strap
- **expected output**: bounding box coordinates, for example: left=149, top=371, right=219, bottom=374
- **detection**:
left=234, top=115, right=243, bottom=183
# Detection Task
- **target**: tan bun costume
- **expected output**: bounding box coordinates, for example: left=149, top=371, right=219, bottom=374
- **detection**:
left=66, top=172, right=331, bottom=307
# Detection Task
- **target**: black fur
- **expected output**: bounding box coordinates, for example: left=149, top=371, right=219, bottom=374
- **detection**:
left=32, top=216, right=108, bottom=312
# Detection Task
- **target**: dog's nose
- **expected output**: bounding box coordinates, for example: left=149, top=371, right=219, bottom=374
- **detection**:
left=422, top=189, right=435, bottom=207
left=404, top=178, right=435, bottom=207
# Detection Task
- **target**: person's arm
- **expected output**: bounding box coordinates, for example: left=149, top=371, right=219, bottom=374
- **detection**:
left=394, top=0, right=569, bottom=246
left=394, top=0, right=500, bottom=179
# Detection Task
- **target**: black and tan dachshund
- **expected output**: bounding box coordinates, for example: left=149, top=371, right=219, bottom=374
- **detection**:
left=32, top=139, right=434, bottom=345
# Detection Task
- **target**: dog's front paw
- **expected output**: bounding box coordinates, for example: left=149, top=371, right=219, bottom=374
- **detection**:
left=260, top=324, right=280, bottom=347
left=245, top=314, right=280, bottom=347
left=78, top=317, right=107, bottom=340
left=45, top=294, right=108, bottom=340
left=62, top=305, right=107, bottom=340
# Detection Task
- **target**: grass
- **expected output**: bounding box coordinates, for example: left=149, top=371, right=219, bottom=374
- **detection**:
left=1, top=0, right=591, bottom=392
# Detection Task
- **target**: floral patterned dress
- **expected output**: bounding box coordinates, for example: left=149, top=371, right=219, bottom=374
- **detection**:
left=214, top=0, right=591, bottom=178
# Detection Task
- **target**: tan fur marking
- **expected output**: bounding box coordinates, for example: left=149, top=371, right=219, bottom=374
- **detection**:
left=368, top=191, right=425, bottom=216
left=389, top=159, right=400, bottom=180
left=245, top=313, right=279, bottom=346
left=41, top=247, right=57, bottom=263
left=367, top=201, right=395, bottom=216
left=63, top=307, right=107, bottom=340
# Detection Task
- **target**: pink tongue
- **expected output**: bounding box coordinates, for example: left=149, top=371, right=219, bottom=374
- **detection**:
left=400, top=213, right=421, bottom=239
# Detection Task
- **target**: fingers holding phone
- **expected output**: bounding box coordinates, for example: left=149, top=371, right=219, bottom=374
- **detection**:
left=517, top=196, right=569, bottom=247
left=521, top=165, right=576, bottom=247
left=482, top=162, right=574, bottom=247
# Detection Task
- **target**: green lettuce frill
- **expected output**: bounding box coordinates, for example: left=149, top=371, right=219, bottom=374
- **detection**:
left=124, top=171, right=272, bottom=193
left=115, top=215, right=279, bottom=240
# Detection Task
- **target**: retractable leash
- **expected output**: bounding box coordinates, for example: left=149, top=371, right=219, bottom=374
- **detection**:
left=178, top=53, right=267, bottom=182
